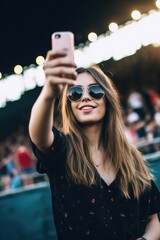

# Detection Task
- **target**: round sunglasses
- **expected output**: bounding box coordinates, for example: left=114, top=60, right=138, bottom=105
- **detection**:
left=67, top=84, right=105, bottom=102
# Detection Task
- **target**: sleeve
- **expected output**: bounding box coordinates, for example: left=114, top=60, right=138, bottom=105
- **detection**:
left=147, top=180, right=160, bottom=216
left=30, top=127, right=67, bottom=174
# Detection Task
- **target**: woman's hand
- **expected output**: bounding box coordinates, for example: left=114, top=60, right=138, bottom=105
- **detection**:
left=42, top=50, right=77, bottom=99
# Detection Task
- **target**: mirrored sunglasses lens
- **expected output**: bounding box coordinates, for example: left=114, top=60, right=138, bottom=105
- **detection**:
left=68, top=87, right=83, bottom=101
left=89, top=85, right=105, bottom=99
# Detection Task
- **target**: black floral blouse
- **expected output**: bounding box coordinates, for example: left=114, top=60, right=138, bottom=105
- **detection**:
left=31, top=127, right=160, bottom=240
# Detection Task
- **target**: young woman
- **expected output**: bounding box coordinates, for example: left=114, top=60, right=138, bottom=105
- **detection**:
left=29, top=49, right=160, bottom=240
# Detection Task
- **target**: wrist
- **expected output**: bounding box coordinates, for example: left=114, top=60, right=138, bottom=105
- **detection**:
left=42, top=85, right=57, bottom=100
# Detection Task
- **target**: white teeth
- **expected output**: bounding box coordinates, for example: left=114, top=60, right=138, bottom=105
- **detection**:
left=82, top=106, right=93, bottom=110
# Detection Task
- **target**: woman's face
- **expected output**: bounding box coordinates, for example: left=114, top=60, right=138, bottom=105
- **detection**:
left=70, top=72, right=106, bottom=125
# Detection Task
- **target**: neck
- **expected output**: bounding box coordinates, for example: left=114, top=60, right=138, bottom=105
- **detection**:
left=82, top=123, right=103, bottom=150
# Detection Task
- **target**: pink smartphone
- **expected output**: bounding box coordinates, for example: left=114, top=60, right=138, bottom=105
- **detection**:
left=51, top=31, right=74, bottom=61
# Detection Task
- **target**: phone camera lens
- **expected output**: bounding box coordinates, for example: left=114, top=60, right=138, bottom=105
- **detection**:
left=55, top=34, right=61, bottom=39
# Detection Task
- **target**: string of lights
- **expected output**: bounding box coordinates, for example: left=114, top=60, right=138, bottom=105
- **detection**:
left=0, top=1, right=160, bottom=108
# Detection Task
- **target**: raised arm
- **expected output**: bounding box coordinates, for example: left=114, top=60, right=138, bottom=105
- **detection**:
left=28, top=50, right=77, bottom=152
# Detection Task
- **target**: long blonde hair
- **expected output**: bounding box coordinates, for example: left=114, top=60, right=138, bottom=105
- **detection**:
left=60, top=65, right=152, bottom=199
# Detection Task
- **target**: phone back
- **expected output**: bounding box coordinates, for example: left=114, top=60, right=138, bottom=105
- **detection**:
left=51, top=31, right=74, bottom=61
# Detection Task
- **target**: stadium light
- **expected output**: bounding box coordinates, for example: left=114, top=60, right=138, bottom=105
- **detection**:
left=14, top=65, right=23, bottom=74
left=108, top=22, right=118, bottom=32
left=36, top=56, right=45, bottom=65
left=131, top=10, right=141, bottom=20
left=1, top=9, right=160, bottom=108
left=88, top=32, right=97, bottom=42
left=156, top=0, right=160, bottom=8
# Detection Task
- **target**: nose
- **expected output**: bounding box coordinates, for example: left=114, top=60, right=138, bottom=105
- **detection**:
left=81, top=88, right=91, bottom=101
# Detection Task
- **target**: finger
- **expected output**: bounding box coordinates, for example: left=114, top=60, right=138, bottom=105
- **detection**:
left=43, top=57, right=77, bottom=70
left=46, top=50, right=67, bottom=61
left=46, top=75, right=76, bottom=86
left=45, top=67, right=77, bottom=80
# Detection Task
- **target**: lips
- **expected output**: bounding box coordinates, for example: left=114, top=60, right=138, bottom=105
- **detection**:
left=79, top=105, right=96, bottom=110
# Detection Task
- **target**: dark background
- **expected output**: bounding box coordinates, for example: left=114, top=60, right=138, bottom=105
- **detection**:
left=0, top=0, right=160, bottom=140
left=0, top=0, right=156, bottom=75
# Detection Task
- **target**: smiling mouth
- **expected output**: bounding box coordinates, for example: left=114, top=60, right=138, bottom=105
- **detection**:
left=79, top=106, right=96, bottom=110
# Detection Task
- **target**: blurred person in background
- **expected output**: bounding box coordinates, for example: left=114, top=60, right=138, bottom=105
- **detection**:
left=154, top=103, right=160, bottom=137
left=29, top=48, right=160, bottom=240
left=126, top=106, right=141, bottom=125
left=5, top=147, right=22, bottom=189
left=145, top=120, right=156, bottom=141
left=125, top=105, right=147, bottom=143
left=0, top=150, right=11, bottom=191
left=148, top=88, right=160, bottom=108
left=124, top=106, right=140, bottom=143
left=0, top=139, right=13, bottom=190
left=127, top=88, right=147, bottom=120
left=15, top=141, right=36, bottom=186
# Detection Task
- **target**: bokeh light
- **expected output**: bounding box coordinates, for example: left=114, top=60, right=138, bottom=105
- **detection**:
left=131, top=10, right=141, bottom=20
left=36, top=56, right=45, bottom=65
left=14, top=65, right=23, bottom=74
left=108, top=22, right=118, bottom=32
left=156, top=0, right=160, bottom=8
left=88, top=32, right=98, bottom=42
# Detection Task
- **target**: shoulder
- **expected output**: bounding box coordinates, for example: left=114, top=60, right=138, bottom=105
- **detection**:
left=30, top=127, right=68, bottom=174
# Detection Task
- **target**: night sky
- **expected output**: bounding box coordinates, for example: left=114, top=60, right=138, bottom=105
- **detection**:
left=0, top=0, right=156, bottom=75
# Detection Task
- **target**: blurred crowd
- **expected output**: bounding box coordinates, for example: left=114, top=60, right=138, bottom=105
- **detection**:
left=123, top=87, right=160, bottom=144
left=0, top=127, right=40, bottom=192
left=1, top=86, right=160, bottom=192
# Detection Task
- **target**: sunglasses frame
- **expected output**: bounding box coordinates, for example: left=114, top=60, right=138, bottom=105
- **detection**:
left=67, top=84, right=105, bottom=102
